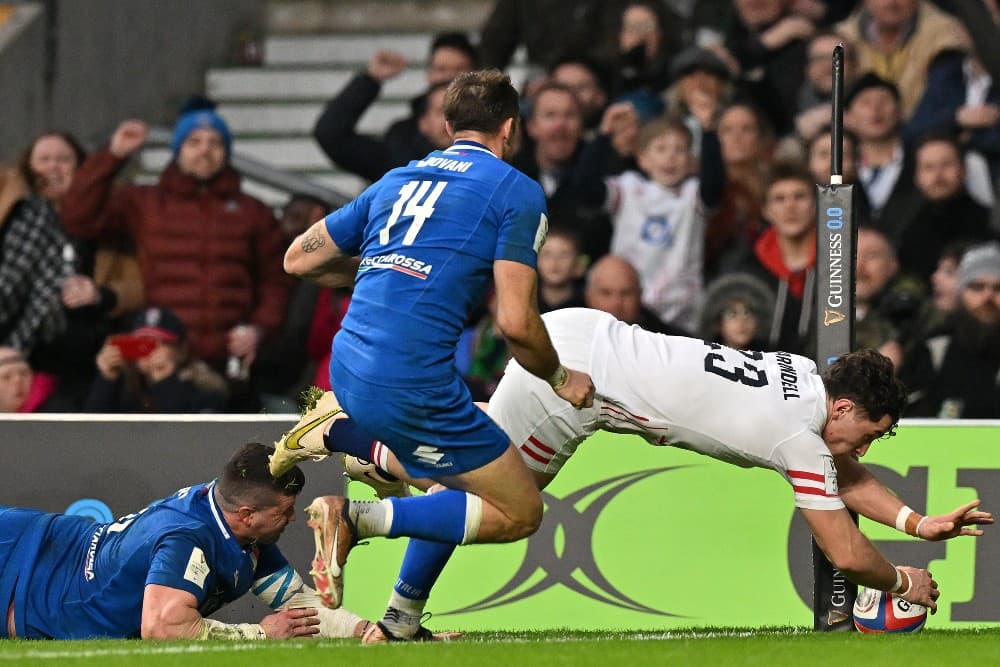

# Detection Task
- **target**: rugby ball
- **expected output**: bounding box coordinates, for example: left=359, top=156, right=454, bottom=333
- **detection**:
left=853, top=586, right=927, bottom=633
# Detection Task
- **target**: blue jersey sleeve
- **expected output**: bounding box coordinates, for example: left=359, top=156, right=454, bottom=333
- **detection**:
left=253, top=543, right=289, bottom=579
left=145, top=533, right=214, bottom=602
left=325, top=185, right=377, bottom=256
left=494, top=175, right=548, bottom=269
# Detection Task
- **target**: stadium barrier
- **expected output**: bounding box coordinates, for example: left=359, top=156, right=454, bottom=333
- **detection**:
left=1, top=416, right=997, bottom=629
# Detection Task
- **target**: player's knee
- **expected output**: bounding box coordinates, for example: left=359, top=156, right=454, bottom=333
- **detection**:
left=509, top=493, right=543, bottom=540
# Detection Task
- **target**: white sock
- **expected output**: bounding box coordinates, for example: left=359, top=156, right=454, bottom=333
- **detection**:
left=349, top=499, right=393, bottom=538
left=462, top=492, right=483, bottom=544
left=381, top=591, right=426, bottom=638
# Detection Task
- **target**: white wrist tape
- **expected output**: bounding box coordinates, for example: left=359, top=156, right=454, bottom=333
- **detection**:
left=547, top=364, right=568, bottom=389
left=890, top=567, right=910, bottom=596
left=915, top=516, right=928, bottom=539
left=895, top=506, right=914, bottom=533
left=198, top=618, right=267, bottom=640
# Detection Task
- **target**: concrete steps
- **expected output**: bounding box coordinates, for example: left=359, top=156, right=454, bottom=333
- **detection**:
left=141, top=2, right=521, bottom=207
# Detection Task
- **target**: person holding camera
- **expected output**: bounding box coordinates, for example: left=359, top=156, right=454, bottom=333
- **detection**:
left=84, top=306, right=227, bottom=413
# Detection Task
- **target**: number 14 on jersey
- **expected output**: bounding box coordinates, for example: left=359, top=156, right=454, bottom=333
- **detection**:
left=380, top=180, right=448, bottom=246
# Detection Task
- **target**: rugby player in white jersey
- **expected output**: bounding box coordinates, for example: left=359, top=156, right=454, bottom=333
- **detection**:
left=295, top=308, right=993, bottom=616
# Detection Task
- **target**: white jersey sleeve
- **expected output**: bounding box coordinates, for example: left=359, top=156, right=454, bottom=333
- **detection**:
left=771, top=435, right=845, bottom=510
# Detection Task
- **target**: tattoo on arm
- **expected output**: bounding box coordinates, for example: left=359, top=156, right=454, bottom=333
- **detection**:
left=301, top=229, right=326, bottom=253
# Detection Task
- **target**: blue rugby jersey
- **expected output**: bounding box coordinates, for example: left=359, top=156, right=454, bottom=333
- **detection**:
left=11, top=483, right=286, bottom=639
left=325, top=140, right=548, bottom=386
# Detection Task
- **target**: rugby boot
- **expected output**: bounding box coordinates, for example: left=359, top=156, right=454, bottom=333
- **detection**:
left=343, top=454, right=411, bottom=499
left=269, top=388, right=345, bottom=477
left=305, top=495, right=356, bottom=608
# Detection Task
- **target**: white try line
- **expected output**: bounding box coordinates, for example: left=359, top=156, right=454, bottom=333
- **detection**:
left=0, top=641, right=305, bottom=661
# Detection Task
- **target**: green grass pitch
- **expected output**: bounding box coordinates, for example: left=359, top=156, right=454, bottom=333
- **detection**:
left=4, top=628, right=1000, bottom=666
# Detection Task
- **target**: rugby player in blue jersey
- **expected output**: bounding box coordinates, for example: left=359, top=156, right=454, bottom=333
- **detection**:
left=0, top=444, right=369, bottom=640
left=274, top=69, right=595, bottom=642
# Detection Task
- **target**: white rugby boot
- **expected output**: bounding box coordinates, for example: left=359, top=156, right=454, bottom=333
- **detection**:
left=269, top=388, right=345, bottom=477
left=343, top=454, right=411, bottom=499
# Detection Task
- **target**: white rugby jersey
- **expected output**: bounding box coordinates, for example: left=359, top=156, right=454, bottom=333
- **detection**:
left=489, top=308, right=842, bottom=510
left=606, top=172, right=704, bottom=330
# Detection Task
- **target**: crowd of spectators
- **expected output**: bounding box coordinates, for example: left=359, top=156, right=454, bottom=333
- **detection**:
left=2, top=0, right=999, bottom=418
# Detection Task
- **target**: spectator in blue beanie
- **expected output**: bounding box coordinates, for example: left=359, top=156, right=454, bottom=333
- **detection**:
left=59, top=98, right=290, bottom=412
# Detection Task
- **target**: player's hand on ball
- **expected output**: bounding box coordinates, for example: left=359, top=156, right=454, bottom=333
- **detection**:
left=897, top=566, right=939, bottom=614
left=261, top=607, right=320, bottom=638
left=555, top=368, right=595, bottom=409
left=918, top=500, right=993, bottom=540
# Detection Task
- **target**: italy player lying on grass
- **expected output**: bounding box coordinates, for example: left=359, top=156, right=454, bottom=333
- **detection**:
left=0, top=443, right=370, bottom=640
left=277, top=308, right=993, bottom=617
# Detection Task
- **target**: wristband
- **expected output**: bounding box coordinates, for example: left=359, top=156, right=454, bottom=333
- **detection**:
left=915, top=516, right=928, bottom=539
left=547, top=364, right=568, bottom=390
left=895, top=506, right=914, bottom=533
left=890, top=567, right=910, bottom=596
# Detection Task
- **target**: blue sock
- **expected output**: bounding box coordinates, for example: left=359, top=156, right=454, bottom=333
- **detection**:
left=324, top=419, right=375, bottom=460
left=387, top=490, right=468, bottom=543
left=393, top=539, right=457, bottom=601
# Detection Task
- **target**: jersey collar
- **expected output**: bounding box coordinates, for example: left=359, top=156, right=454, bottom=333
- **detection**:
left=445, top=140, right=496, bottom=157
left=205, top=480, right=233, bottom=541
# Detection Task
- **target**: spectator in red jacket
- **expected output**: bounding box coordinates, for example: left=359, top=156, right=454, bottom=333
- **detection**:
left=60, top=101, right=291, bottom=381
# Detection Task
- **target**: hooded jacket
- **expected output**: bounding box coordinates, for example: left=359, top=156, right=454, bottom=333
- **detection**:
left=736, top=227, right=816, bottom=355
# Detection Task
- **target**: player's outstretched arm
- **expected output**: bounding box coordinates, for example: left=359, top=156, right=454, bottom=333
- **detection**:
left=493, top=260, right=594, bottom=408
left=835, top=456, right=993, bottom=540
left=800, top=507, right=940, bottom=612
left=141, top=583, right=318, bottom=640
left=284, top=220, right=357, bottom=287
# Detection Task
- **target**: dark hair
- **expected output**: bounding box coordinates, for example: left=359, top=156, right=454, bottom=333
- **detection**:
left=431, top=31, right=480, bottom=69
left=444, top=70, right=521, bottom=134
left=808, top=125, right=859, bottom=160
left=285, top=192, right=331, bottom=212
left=548, top=54, right=612, bottom=95
left=19, top=131, right=88, bottom=193
left=544, top=224, right=583, bottom=254
left=765, top=160, right=816, bottom=196
left=527, top=81, right=581, bottom=119
left=821, top=349, right=907, bottom=432
left=913, top=130, right=965, bottom=163
left=718, top=101, right=776, bottom=150
left=638, top=117, right=692, bottom=152
left=216, top=443, right=305, bottom=511
left=412, top=80, right=451, bottom=118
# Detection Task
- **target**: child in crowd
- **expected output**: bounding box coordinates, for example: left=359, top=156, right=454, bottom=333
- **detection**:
left=537, top=226, right=587, bottom=313
left=699, top=272, right=775, bottom=351
left=0, top=347, right=57, bottom=412
left=586, top=106, right=725, bottom=331
left=84, top=306, right=227, bottom=413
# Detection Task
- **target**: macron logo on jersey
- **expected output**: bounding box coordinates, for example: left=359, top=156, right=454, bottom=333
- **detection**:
left=412, top=445, right=447, bottom=467
left=358, top=253, right=433, bottom=280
